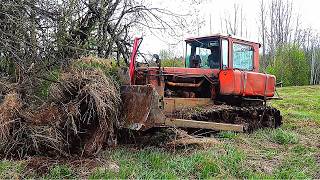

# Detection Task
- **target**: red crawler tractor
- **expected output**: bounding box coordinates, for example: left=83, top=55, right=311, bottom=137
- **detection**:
left=121, top=34, right=282, bottom=132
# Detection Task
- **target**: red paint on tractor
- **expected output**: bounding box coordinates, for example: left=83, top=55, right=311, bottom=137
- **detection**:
left=219, top=69, right=276, bottom=97
left=129, top=38, right=142, bottom=85
left=163, top=67, right=219, bottom=77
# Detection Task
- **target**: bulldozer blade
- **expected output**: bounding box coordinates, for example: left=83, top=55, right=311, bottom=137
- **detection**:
left=120, top=85, right=165, bottom=130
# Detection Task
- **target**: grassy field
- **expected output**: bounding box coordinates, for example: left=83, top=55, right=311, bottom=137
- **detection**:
left=1, top=86, right=319, bottom=179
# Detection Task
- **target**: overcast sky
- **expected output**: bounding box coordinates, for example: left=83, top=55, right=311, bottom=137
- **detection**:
left=137, top=0, right=320, bottom=57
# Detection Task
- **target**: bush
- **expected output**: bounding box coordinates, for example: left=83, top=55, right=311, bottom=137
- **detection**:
left=37, top=68, right=61, bottom=98
left=266, top=44, right=310, bottom=86
left=161, top=58, right=184, bottom=67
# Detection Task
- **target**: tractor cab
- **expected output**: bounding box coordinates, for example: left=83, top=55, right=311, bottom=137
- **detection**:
left=185, top=34, right=260, bottom=72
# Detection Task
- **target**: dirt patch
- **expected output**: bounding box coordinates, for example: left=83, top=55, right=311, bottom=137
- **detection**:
left=233, top=135, right=285, bottom=175
left=166, top=128, right=220, bottom=148
left=118, top=128, right=219, bottom=150
left=23, top=156, right=116, bottom=178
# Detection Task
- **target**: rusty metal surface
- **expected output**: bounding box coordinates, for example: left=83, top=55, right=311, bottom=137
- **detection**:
left=120, top=85, right=165, bottom=130
left=164, top=98, right=213, bottom=113
left=166, top=79, right=205, bottom=88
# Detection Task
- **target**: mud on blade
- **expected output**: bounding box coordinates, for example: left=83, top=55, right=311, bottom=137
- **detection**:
left=120, top=85, right=165, bottom=130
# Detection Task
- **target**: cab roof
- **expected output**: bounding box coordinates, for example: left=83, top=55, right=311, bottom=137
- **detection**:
left=185, top=33, right=261, bottom=47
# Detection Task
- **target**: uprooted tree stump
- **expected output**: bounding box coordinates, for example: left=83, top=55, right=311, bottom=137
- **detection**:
left=0, top=68, right=122, bottom=158
left=48, top=68, right=122, bottom=156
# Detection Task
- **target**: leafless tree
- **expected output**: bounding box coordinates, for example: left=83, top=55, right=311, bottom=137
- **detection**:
left=258, top=0, right=267, bottom=69
left=306, top=32, right=320, bottom=85
left=266, top=0, right=293, bottom=58
left=257, top=0, right=294, bottom=67
left=220, top=3, right=247, bottom=37
left=0, top=0, right=184, bottom=99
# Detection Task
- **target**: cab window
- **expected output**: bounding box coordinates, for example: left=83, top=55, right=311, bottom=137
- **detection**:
left=186, top=39, right=221, bottom=69
left=233, top=43, right=253, bottom=70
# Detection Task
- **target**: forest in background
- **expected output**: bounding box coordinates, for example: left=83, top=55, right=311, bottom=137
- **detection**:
left=159, top=0, right=320, bottom=86
left=257, top=0, right=320, bottom=86
left=0, top=0, right=319, bottom=96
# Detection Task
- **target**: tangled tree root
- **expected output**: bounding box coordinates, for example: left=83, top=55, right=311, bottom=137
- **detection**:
left=0, top=68, right=122, bottom=158
left=48, top=68, right=122, bottom=156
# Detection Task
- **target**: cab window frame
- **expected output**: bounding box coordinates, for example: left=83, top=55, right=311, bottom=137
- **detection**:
left=221, top=38, right=229, bottom=69
left=232, top=41, right=254, bottom=71
left=185, top=38, right=221, bottom=69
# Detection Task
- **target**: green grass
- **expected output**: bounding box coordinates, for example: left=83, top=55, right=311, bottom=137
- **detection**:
left=0, top=161, right=23, bottom=179
left=270, top=128, right=299, bottom=145
left=45, top=165, right=73, bottom=179
left=272, top=86, right=320, bottom=122
left=2, top=85, right=320, bottom=178
left=217, top=131, right=239, bottom=139
left=89, top=145, right=249, bottom=179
